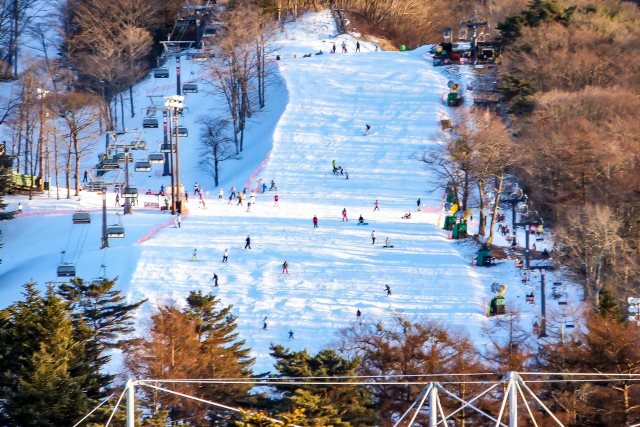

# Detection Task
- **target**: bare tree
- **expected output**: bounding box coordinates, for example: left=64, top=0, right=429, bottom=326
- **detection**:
left=198, top=118, right=236, bottom=187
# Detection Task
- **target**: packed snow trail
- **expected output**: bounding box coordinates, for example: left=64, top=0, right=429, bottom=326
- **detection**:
left=127, top=12, right=493, bottom=373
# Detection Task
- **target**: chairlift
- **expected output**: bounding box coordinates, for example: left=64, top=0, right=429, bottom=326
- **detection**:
left=123, top=187, right=139, bottom=198
left=160, top=143, right=174, bottom=153
left=107, top=224, right=125, bottom=238
left=558, top=292, right=568, bottom=305
left=153, top=68, right=170, bottom=78
left=564, top=317, right=575, bottom=329
left=177, top=127, right=188, bottom=137
left=91, top=264, right=108, bottom=286
left=148, top=153, right=165, bottom=164
left=143, top=118, right=159, bottom=128
left=100, top=158, right=120, bottom=170
left=72, top=211, right=91, bottom=224
left=57, top=250, right=76, bottom=278
left=117, top=153, right=133, bottom=163
left=191, top=52, right=209, bottom=62
left=131, top=140, right=148, bottom=150
left=135, top=161, right=152, bottom=172
left=182, top=83, right=198, bottom=93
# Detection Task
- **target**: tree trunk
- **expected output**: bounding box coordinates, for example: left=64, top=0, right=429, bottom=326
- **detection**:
left=478, top=180, right=486, bottom=236
left=487, top=174, right=504, bottom=245
left=73, top=132, right=81, bottom=196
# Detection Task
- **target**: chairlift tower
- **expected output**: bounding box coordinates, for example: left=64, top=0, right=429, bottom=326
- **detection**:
left=160, top=41, right=194, bottom=97
left=165, top=95, right=185, bottom=214
left=461, top=12, right=488, bottom=65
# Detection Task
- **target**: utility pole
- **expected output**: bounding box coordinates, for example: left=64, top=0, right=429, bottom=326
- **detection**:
left=123, top=147, right=132, bottom=215
left=531, top=265, right=556, bottom=338
left=163, top=110, right=170, bottom=176
left=165, top=95, right=184, bottom=213
left=101, top=188, right=108, bottom=249
left=176, top=56, right=181, bottom=96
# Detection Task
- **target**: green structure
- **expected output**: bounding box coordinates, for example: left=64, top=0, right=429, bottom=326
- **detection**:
left=452, top=221, right=468, bottom=239
left=476, top=245, right=492, bottom=266
left=443, top=215, right=457, bottom=230
left=446, top=91, right=463, bottom=106
left=446, top=188, right=456, bottom=203
left=489, top=296, right=506, bottom=316
left=399, top=44, right=406, bottom=51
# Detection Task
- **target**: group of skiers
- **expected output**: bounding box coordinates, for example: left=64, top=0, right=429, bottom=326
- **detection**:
left=330, top=40, right=361, bottom=54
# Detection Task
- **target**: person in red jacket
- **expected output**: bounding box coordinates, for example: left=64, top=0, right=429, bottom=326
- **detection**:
left=313, top=215, right=318, bottom=228
left=274, top=194, right=279, bottom=207
left=342, top=208, right=348, bottom=221
left=282, top=261, right=289, bottom=274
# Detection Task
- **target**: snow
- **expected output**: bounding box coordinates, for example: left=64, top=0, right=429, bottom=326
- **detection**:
left=0, top=10, right=582, bottom=375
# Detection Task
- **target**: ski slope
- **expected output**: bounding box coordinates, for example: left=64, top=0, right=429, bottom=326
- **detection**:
left=0, top=10, right=580, bottom=374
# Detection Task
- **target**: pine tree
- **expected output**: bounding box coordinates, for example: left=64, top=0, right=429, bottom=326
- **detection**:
left=269, top=345, right=378, bottom=426
left=0, top=284, right=90, bottom=425
left=58, top=277, right=146, bottom=396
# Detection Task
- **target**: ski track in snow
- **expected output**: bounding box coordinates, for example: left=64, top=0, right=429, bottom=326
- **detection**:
left=0, top=10, right=582, bottom=374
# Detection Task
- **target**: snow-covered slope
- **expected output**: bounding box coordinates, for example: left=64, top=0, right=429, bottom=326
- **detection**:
left=0, top=10, right=580, bottom=374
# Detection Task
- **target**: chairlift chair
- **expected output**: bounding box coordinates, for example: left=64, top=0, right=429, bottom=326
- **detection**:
left=564, top=317, right=575, bottom=329
left=153, top=68, right=170, bottom=78
left=72, top=211, right=91, bottom=224
left=148, top=153, right=165, bottom=164
left=177, top=127, right=188, bottom=137
left=143, top=118, right=159, bottom=128
left=135, top=161, right=152, bottom=172
left=100, top=158, right=120, bottom=170
left=56, top=250, right=76, bottom=277
left=117, top=153, right=133, bottom=163
left=107, top=224, right=125, bottom=238
left=91, top=264, right=108, bottom=286
left=558, top=292, right=568, bottom=305
left=160, top=143, right=174, bottom=153
left=191, top=52, right=209, bottom=62
left=182, top=83, right=198, bottom=93
left=123, top=187, right=139, bottom=198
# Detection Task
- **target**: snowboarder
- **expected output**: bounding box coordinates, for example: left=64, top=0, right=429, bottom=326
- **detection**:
left=245, top=235, right=251, bottom=250
left=371, top=230, right=376, bottom=245
left=356, top=308, right=361, bottom=318
left=218, top=188, right=224, bottom=199
left=282, top=260, right=289, bottom=274
left=385, top=284, right=392, bottom=296
left=289, top=329, right=295, bottom=340
left=213, top=273, right=219, bottom=287
left=342, top=208, right=348, bottom=222
left=222, top=248, right=229, bottom=263
left=83, top=170, right=88, bottom=182
left=358, top=215, right=364, bottom=224
left=230, top=185, right=236, bottom=199
left=313, top=215, right=318, bottom=228
left=374, top=199, right=380, bottom=211
left=263, top=316, right=268, bottom=330
left=417, top=198, right=422, bottom=211
left=274, top=194, right=279, bottom=207
left=356, top=40, right=361, bottom=52
left=384, top=237, right=392, bottom=248
left=269, top=179, right=278, bottom=191
left=191, top=249, right=198, bottom=262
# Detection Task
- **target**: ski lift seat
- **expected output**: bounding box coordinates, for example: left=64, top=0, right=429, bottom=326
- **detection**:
left=191, top=52, right=209, bottom=62
left=160, top=143, right=174, bottom=153
left=123, top=187, right=138, bottom=198
left=107, top=225, right=125, bottom=238
left=148, top=153, right=165, bottom=164
left=564, top=317, right=575, bottom=328
left=153, top=68, right=170, bottom=78
left=177, top=127, right=188, bottom=137
left=143, top=118, right=159, bottom=128
left=72, top=212, right=91, bottom=224
left=135, top=161, right=152, bottom=172
left=101, top=158, right=120, bottom=170
left=182, top=83, right=198, bottom=93
left=57, top=264, right=76, bottom=277
left=117, top=153, right=133, bottom=163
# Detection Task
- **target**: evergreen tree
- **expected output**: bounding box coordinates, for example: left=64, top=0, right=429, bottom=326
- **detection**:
left=58, top=277, right=146, bottom=396
left=0, top=284, right=90, bottom=426
left=269, top=345, right=378, bottom=426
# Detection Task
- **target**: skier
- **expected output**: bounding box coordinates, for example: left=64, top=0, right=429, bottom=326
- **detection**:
left=191, top=248, right=198, bottom=262
left=274, top=194, right=279, bottom=207
left=282, top=260, right=289, bottom=274
left=289, top=329, right=295, bottom=340
left=269, top=179, right=278, bottom=191
left=222, top=248, right=229, bottom=263
left=17, top=201, right=23, bottom=213
left=83, top=170, right=88, bottom=182
left=356, top=40, right=361, bottom=52
left=332, top=159, right=337, bottom=173
left=374, top=199, right=380, bottom=211
left=417, top=198, right=422, bottom=211
left=262, top=182, right=268, bottom=193
left=342, top=40, right=347, bottom=53
left=245, top=235, right=251, bottom=250
left=331, top=42, right=336, bottom=53
left=385, top=284, right=392, bottom=296
left=227, top=194, right=233, bottom=204
left=199, top=192, right=205, bottom=209
left=263, top=316, right=268, bottom=330
left=246, top=200, right=252, bottom=211
left=185, top=191, right=189, bottom=203
left=237, top=192, right=243, bottom=206
left=194, top=182, right=200, bottom=196
left=218, top=188, right=224, bottom=199
left=371, top=230, right=376, bottom=245
left=364, top=123, right=371, bottom=134
left=313, top=215, right=318, bottom=228
left=213, top=273, right=219, bottom=287
left=342, top=208, right=348, bottom=222
left=356, top=308, right=361, bottom=318
left=230, top=185, right=236, bottom=199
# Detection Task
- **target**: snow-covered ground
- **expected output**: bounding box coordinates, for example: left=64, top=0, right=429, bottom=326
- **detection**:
left=0, top=10, right=581, bottom=374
